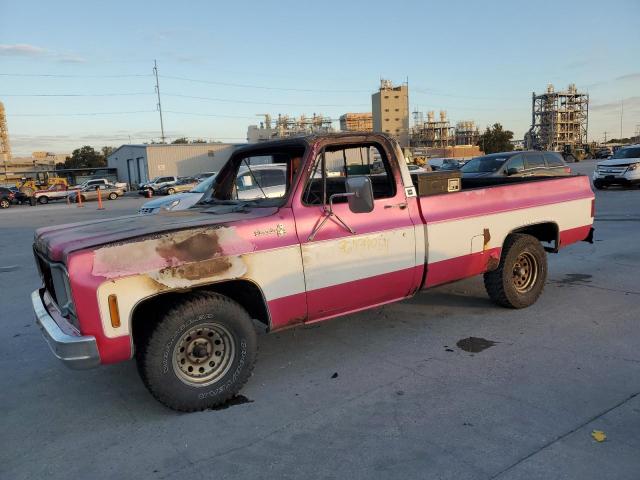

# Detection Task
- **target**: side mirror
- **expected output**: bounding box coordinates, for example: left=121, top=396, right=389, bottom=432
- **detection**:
left=506, top=168, right=519, bottom=176
left=345, top=176, right=374, bottom=213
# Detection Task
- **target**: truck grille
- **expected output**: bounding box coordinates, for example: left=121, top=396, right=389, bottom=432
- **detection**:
left=33, top=248, right=78, bottom=327
left=596, top=165, right=627, bottom=175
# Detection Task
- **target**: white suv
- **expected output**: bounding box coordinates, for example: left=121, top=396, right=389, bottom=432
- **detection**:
left=593, top=145, right=640, bottom=189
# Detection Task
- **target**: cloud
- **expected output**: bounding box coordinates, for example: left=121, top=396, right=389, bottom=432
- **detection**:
left=616, top=72, right=640, bottom=82
left=591, top=96, right=640, bottom=113
left=0, top=43, right=47, bottom=56
left=0, top=43, right=86, bottom=63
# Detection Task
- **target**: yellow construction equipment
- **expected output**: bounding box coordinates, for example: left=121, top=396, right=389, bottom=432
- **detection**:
left=16, top=172, right=68, bottom=196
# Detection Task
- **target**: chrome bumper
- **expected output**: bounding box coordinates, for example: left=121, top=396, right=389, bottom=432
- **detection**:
left=32, top=289, right=100, bottom=369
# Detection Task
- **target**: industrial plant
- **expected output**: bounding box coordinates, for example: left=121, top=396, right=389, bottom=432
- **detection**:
left=525, top=83, right=589, bottom=152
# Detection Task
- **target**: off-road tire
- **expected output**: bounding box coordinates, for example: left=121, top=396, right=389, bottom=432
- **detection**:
left=108, top=192, right=117, bottom=200
left=136, top=292, right=258, bottom=412
left=38, top=196, right=49, bottom=204
left=483, top=234, right=547, bottom=309
left=0, top=199, right=9, bottom=209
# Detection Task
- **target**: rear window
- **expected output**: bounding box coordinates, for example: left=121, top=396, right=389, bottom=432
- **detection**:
left=612, top=147, right=640, bottom=159
left=461, top=155, right=509, bottom=173
left=544, top=153, right=564, bottom=167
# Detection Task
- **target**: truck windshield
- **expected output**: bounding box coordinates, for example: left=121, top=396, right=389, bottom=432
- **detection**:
left=202, top=145, right=306, bottom=207
left=461, top=155, right=509, bottom=173
left=612, top=147, right=640, bottom=159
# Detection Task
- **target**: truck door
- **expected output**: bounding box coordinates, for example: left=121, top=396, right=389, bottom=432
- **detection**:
left=292, top=140, right=417, bottom=321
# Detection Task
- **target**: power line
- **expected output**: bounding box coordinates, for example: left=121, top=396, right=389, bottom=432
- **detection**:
left=159, top=75, right=370, bottom=93
left=8, top=110, right=156, bottom=117
left=0, top=73, right=151, bottom=78
left=163, top=93, right=369, bottom=108
left=0, top=93, right=153, bottom=97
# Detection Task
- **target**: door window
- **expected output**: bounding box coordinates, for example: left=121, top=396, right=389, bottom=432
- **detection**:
left=505, top=155, right=525, bottom=173
left=303, top=143, right=395, bottom=206
left=544, top=153, right=564, bottom=167
left=525, top=153, right=546, bottom=169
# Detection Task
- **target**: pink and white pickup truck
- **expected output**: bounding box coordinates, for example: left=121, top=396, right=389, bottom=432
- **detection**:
left=31, top=134, right=594, bottom=411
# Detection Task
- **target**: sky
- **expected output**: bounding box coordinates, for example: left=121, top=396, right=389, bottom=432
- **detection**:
left=1, top=0, right=639, bottom=156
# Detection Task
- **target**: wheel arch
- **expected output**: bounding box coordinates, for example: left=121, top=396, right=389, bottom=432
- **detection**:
left=130, top=278, right=271, bottom=350
left=508, top=221, right=559, bottom=253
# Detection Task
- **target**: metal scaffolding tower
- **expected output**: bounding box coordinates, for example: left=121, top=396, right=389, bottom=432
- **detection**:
left=527, top=84, right=589, bottom=151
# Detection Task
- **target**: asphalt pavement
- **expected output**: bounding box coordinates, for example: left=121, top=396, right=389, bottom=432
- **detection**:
left=1, top=162, right=639, bottom=479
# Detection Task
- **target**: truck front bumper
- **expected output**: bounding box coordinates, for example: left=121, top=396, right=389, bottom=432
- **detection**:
left=32, top=289, right=100, bottom=369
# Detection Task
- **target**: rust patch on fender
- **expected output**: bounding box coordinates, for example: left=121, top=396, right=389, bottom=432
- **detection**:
left=486, top=253, right=500, bottom=272
left=483, top=228, right=491, bottom=250
left=156, top=231, right=222, bottom=262
left=158, top=257, right=232, bottom=281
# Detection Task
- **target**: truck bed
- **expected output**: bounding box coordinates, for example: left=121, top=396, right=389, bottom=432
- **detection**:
left=412, top=175, right=594, bottom=288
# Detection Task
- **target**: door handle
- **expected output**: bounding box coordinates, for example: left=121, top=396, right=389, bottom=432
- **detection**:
left=385, top=202, right=407, bottom=209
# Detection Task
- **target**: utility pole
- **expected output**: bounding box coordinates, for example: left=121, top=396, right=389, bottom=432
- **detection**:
left=153, top=60, right=166, bottom=143
left=603, top=131, right=607, bottom=143
left=620, top=99, right=624, bottom=140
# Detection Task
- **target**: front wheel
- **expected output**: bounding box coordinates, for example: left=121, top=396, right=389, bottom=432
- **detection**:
left=136, top=293, right=258, bottom=412
left=167, top=188, right=175, bottom=195
left=38, top=196, right=49, bottom=204
left=484, top=233, right=547, bottom=309
left=593, top=179, right=606, bottom=190
left=108, top=192, right=117, bottom=200
left=0, top=199, right=9, bottom=209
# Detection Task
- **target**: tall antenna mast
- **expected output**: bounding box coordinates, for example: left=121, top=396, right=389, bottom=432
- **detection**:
left=153, top=60, right=166, bottom=143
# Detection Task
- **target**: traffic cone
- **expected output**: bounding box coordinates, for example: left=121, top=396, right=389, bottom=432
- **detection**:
left=97, top=188, right=105, bottom=210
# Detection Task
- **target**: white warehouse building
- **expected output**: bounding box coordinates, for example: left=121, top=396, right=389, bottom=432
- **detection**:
left=107, top=143, right=239, bottom=187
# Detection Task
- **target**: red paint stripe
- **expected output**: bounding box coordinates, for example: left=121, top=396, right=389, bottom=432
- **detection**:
left=419, top=176, right=594, bottom=223
left=306, top=266, right=420, bottom=321
left=424, top=247, right=502, bottom=288
left=559, top=225, right=592, bottom=247
left=267, top=292, right=308, bottom=330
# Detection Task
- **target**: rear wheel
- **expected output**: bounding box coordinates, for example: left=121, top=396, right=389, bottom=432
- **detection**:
left=136, top=293, right=258, bottom=412
left=38, top=196, right=49, bottom=204
left=108, top=192, right=117, bottom=200
left=484, top=234, right=547, bottom=309
left=0, top=199, right=9, bottom=209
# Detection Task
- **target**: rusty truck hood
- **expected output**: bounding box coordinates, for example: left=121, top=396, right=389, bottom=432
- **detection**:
left=34, top=206, right=278, bottom=262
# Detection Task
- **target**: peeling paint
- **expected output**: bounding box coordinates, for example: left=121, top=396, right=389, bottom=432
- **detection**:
left=92, top=226, right=254, bottom=279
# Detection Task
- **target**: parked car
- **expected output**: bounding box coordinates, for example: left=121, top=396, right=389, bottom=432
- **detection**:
left=195, top=171, right=218, bottom=181
left=138, top=176, right=177, bottom=196
left=595, top=147, right=613, bottom=159
left=32, top=133, right=594, bottom=411
left=139, top=175, right=216, bottom=215
left=79, top=178, right=128, bottom=192
left=34, top=184, right=79, bottom=204
left=8, top=187, right=33, bottom=205
left=429, top=158, right=465, bottom=171
left=592, top=144, right=640, bottom=189
left=0, top=187, right=15, bottom=209
left=139, top=165, right=287, bottom=214
left=68, top=184, right=124, bottom=203
left=460, top=151, right=571, bottom=178
left=159, top=177, right=198, bottom=195
left=406, top=164, right=430, bottom=174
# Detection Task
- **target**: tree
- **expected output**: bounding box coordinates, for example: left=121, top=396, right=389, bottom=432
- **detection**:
left=192, top=138, right=207, bottom=143
left=172, top=137, right=189, bottom=144
left=65, top=146, right=106, bottom=169
left=101, top=146, right=114, bottom=158
left=477, top=123, right=514, bottom=154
